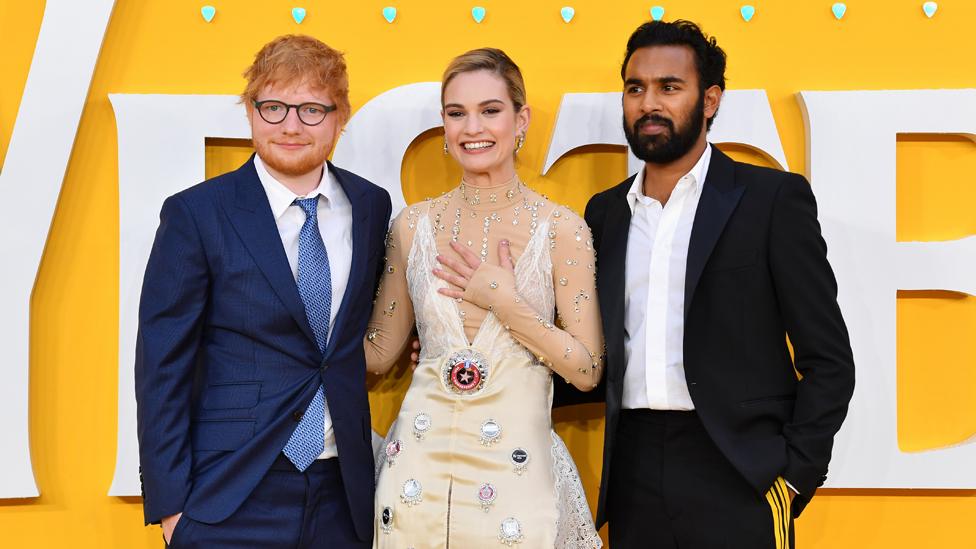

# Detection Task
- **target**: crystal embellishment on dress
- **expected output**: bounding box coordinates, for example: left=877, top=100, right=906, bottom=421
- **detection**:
left=413, top=412, right=431, bottom=440
left=510, top=448, right=530, bottom=475
left=498, top=517, right=524, bottom=545
left=401, top=479, right=423, bottom=506
left=385, top=439, right=402, bottom=466
left=442, top=348, right=489, bottom=395
left=478, top=482, right=497, bottom=512
left=380, top=506, right=394, bottom=533
left=480, top=418, right=502, bottom=446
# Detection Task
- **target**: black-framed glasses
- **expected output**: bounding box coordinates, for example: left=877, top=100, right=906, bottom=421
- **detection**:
left=252, top=100, right=337, bottom=126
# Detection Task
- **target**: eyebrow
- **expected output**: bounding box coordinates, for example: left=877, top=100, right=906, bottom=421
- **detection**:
left=443, top=99, right=506, bottom=109
left=624, top=76, right=687, bottom=87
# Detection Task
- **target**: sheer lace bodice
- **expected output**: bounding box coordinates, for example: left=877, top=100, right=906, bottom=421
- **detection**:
left=365, top=179, right=604, bottom=390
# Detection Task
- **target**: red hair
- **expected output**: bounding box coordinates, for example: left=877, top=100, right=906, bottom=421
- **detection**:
left=241, top=34, right=351, bottom=124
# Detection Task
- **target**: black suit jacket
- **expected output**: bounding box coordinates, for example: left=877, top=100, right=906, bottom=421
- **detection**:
left=579, top=146, right=854, bottom=526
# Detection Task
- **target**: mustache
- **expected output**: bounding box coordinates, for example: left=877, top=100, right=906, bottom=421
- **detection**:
left=634, top=113, right=674, bottom=133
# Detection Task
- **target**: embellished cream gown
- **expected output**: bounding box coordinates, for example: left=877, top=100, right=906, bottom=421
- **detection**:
left=365, top=178, right=604, bottom=548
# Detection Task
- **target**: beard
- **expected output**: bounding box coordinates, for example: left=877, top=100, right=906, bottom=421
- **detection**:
left=624, top=92, right=705, bottom=165
left=253, top=138, right=330, bottom=178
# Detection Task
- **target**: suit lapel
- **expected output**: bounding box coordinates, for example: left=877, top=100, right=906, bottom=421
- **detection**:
left=324, top=162, right=370, bottom=360
left=598, top=177, right=635, bottom=367
left=224, top=157, right=319, bottom=348
left=684, top=146, right=745, bottom=318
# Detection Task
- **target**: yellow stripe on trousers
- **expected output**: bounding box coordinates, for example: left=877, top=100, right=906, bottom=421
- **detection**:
left=764, top=477, right=792, bottom=549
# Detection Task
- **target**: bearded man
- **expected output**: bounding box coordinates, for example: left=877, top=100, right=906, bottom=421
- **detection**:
left=135, top=35, right=390, bottom=548
left=581, top=19, right=855, bottom=549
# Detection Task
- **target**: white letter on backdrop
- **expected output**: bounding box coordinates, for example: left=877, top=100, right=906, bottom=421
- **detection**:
left=0, top=0, right=115, bottom=498
left=543, top=90, right=790, bottom=175
left=110, top=94, right=250, bottom=495
left=331, top=82, right=443, bottom=214
left=800, top=89, right=976, bottom=488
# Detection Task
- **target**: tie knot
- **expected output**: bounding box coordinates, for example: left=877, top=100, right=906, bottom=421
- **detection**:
left=294, top=196, right=318, bottom=218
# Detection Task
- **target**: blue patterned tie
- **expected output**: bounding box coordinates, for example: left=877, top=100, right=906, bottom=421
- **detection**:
left=282, top=196, right=332, bottom=471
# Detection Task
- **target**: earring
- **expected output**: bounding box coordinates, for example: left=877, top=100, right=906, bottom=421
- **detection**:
left=515, top=133, right=525, bottom=153
left=443, top=138, right=449, bottom=155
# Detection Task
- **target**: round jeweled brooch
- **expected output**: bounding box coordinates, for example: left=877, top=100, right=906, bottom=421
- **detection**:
left=442, top=348, right=489, bottom=395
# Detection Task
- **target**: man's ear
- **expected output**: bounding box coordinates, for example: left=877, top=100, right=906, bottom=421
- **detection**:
left=704, top=85, right=722, bottom=121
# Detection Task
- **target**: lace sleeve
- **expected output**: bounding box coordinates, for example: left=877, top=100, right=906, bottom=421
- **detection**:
left=364, top=209, right=417, bottom=374
left=464, top=208, right=605, bottom=391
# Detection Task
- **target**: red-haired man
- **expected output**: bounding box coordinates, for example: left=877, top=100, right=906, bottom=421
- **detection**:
left=136, top=35, right=389, bottom=548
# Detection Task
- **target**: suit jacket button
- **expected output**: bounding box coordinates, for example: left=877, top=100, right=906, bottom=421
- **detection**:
left=293, top=410, right=303, bottom=421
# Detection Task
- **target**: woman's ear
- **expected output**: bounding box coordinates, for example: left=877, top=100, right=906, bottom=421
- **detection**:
left=516, top=105, right=531, bottom=135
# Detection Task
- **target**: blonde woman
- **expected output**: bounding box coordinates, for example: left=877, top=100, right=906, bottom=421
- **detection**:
left=364, top=48, right=603, bottom=548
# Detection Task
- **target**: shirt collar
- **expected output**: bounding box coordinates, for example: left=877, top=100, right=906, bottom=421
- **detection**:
left=626, top=143, right=712, bottom=213
left=253, top=154, right=339, bottom=220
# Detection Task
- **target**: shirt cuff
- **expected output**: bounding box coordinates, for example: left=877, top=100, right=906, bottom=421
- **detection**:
left=784, top=479, right=800, bottom=495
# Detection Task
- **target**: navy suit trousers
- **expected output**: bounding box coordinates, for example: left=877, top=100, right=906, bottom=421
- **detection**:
left=166, top=456, right=369, bottom=549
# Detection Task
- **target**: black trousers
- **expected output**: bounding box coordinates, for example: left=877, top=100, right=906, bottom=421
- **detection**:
left=166, top=455, right=369, bottom=549
left=608, top=410, right=794, bottom=549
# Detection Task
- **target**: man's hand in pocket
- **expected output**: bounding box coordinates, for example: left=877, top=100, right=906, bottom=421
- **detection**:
left=161, top=512, right=182, bottom=545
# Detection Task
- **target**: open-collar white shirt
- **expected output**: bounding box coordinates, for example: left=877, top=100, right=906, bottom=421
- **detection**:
left=622, top=144, right=711, bottom=411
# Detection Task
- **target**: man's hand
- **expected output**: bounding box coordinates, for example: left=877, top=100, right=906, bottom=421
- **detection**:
left=161, top=512, right=182, bottom=545
left=787, top=487, right=797, bottom=504
left=409, top=339, right=421, bottom=370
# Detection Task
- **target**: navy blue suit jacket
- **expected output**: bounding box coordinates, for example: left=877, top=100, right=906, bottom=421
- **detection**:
left=135, top=157, right=391, bottom=542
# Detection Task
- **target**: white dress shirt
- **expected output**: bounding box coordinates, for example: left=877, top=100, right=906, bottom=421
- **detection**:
left=622, top=145, right=711, bottom=411
left=254, top=154, right=352, bottom=460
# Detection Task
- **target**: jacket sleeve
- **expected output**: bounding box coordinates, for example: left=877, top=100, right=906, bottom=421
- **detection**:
left=370, top=189, right=394, bottom=299
left=768, top=174, right=855, bottom=501
left=134, top=194, right=210, bottom=525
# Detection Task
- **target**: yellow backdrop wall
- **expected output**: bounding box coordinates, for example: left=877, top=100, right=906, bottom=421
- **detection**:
left=1, top=0, right=974, bottom=546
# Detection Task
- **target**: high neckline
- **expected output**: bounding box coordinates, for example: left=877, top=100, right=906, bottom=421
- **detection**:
left=456, top=175, right=524, bottom=211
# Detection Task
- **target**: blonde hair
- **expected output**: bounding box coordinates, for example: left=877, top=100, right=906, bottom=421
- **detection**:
left=241, top=35, right=351, bottom=124
left=441, top=48, right=526, bottom=111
